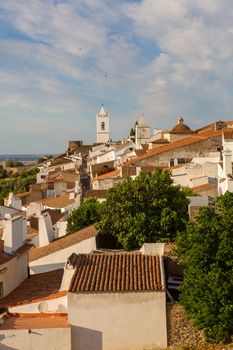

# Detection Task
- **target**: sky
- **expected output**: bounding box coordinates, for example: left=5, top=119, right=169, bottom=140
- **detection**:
left=1, top=0, right=233, bottom=153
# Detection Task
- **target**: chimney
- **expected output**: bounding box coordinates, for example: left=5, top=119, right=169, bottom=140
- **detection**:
left=38, top=212, right=54, bottom=247
left=3, top=214, right=25, bottom=254
left=27, top=202, right=43, bottom=217
left=223, top=148, right=232, bottom=175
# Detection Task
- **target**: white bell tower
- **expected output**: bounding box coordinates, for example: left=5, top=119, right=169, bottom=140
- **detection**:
left=96, top=104, right=110, bottom=144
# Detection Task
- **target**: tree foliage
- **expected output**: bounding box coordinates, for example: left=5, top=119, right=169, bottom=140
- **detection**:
left=67, top=197, right=102, bottom=234
left=98, top=169, right=189, bottom=250
left=176, top=191, right=233, bottom=343
left=0, top=167, right=39, bottom=204
left=5, top=160, right=24, bottom=167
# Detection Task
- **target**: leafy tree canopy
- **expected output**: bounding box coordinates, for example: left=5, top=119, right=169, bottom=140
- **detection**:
left=5, top=160, right=24, bottom=167
left=67, top=197, right=102, bottom=234
left=98, top=169, right=189, bottom=250
left=176, top=191, right=233, bottom=343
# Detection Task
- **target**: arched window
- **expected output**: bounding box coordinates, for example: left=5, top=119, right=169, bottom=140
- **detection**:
left=101, top=122, right=105, bottom=130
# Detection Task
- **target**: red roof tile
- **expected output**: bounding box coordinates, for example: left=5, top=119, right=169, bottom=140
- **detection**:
left=69, top=253, right=163, bottom=293
left=0, top=269, right=65, bottom=308
left=29, top=225, right=97, bottom=262
left=40, top=193, right=75, bottom=209
left=92, top=169, right=120, bottom=181
left=0, top=313, right=69, bottom=330
left=192, top=183, right=217, bottom=193
left=84, top=190, right=108, bottom=199
left=15, top=191, right=31, bottom=198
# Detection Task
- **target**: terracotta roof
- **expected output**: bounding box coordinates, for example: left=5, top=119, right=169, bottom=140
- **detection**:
left=15, top=191, right=31, bottom=198
left=40, top=194, right=75, bottom=209
left=130, top=135, right=205, bottom=163
left=0, top=241, right=32, bottom=265
left=151, top=138, right=170, bottom=144
left=84, top=189, right=107, bottom=199
left=0, top=313, right=69, bottom=330
left=0, top=269, right=65, bottom=308
left=135, top=149, right=148, bottom=157
left=130, top=127, right=227, bottom=164
left=192, top=183, right=217, bottom=193
left=224, top=130, right=233, bottom=140
left=170, top=123, right=193, bottom=134
left=29, top=225, right=97, bottom=262
left=92, top=169, right=120, bottom=182
left=69, top=253, right=163, bottom=293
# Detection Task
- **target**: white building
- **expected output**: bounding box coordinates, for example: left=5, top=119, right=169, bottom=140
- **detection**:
left=0, top=214, right=31, bottom=298
left=68, top=248, right=167, bottom=350
left=96, top=105, right=110, bottom=144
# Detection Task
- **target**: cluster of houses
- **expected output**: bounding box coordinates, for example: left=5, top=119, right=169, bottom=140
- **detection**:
left=1, top=106, right=233, bottom=349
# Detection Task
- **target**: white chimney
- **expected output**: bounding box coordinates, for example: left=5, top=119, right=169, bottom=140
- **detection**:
left=3, top=214, right=25, bottom=254
left=27, top=202, right=43, bottom=217
left=38, top=212, right=54, bottom=247
left=223, top=148, right=232, bottom=175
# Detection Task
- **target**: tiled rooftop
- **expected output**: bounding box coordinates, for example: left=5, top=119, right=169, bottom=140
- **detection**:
left=131, top=126, right=230, bottom=164
left=0, top=313, right=69, bottom=330
left=192, top=183, right=217, bottom=193
left=29, top=225, right=97, bottom=262
left=40, top=193, right=75, bottom=209
left=0, top=241, right=32, bottom=265
left=92, top=169, right=120, bottom=181
left=0, top=269, right=65, bottom=308
left=84, top=189, right=108, bottom=199
left=69, top=253, right=163, bottom=293
left=15, top=191, right=31, bottom=198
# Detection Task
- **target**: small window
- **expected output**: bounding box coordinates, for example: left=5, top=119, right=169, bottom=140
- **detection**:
left=0, top=281, right=3, bottom=298
left=101, top=122, right=105, bottom=131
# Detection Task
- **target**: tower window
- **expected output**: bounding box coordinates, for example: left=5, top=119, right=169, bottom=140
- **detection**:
left=101, top=122, right=105, bottom=131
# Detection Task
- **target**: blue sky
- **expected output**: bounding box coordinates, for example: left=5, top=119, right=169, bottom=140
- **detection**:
left=0, top=0, right=233, bottom=153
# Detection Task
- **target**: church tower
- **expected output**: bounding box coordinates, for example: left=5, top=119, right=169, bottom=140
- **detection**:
left=96, top=104, right=110, bottom=144
left=135, top=114, right=150, bottom=144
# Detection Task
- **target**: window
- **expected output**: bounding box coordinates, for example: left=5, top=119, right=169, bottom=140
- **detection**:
left=0, top=281, right=3, bottom=298
left=101, top=122, right=105, bottom=131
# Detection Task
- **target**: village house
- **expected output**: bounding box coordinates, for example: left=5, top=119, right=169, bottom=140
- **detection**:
left=0, top=269, right=67, bottom=314
left=68, top=246, right=167, bottom=350
left=0, top=313, right=71, bottom=350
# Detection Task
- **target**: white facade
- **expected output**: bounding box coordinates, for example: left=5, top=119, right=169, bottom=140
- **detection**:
left=8, top=295, right=67, bottom=314
left=0, top=253, right=28, bottom=298
left=68, top=291, right=167, bottom=350
left=29, top=236, right=97, bottom=274
left=0, top=325, right=71, bottom=350
left=96, top=105, right=110, bottom=144
left=218, top=148, right=233, bottom=195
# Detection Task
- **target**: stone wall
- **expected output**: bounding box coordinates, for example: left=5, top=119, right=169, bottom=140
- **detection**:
left=167, top=303, right=206, bottom=349
left=166, top=303, right=233, bottom=349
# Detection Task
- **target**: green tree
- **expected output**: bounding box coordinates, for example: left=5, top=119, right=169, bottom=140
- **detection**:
left=67, top=197, right=102, bottom=234
left=5, top=160, right=24, bottom=167
left=176, top=191, right=233, bottom=343
left=98, top=169, right=189, bottom=250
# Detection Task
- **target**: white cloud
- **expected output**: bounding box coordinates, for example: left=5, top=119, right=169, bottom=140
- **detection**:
left=1, top=0, right=233, bottom=151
